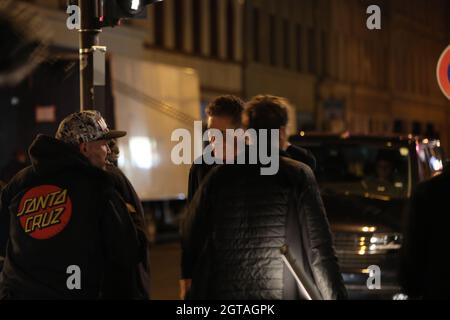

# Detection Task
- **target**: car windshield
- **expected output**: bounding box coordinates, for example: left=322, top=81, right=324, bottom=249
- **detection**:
left=307, top=143, right=410, bottom=200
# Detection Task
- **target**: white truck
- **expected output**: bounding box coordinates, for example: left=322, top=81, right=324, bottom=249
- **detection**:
left=110, top=55, right=202, bottom=202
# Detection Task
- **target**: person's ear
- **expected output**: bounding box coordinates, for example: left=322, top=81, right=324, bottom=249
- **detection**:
left=241, top=114, right=249, bottom=129
left=79, top=142, right=88, bottom=155
left=279, top=126, right=288, bottom=149
left=280, top=126, right=287, bottom=140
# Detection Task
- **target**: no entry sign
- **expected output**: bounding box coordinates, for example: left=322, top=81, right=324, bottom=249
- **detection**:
left=437, top=45, right=450, bottom=100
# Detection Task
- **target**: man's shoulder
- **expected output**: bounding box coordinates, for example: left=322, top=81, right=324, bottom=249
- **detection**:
left=10, top=165, right=34, bottom=181
left=106, top=164, right=128, bottom=186
left=275, top=156, right=318, bottom=194
left=12, top=164, right=113, bottom=195
left=190, top=157, right=217, bottom=178
left=4, top=165, right=35, bottom=193
left=286, top=144, right=317, bottom=170
left=280, top=156, right=314, bottom=180
left=208, top=156, right=314, bottom=184
left=415, top=172, right=450, bottom=197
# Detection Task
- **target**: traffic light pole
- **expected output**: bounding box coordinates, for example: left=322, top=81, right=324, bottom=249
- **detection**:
left=78, top=0, right=101, bottom=111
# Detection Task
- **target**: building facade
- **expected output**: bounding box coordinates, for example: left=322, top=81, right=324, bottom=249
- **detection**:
left=321, top=0, right=450, bottom=149
left=19, top=0, right=450, bottom=149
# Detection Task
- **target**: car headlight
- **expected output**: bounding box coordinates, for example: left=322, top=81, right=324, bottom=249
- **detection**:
left=369, top=233, right=402, bottom=250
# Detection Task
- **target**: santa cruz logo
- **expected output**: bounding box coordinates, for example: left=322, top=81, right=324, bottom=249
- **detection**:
left=17, top=185, right=72, bottom=239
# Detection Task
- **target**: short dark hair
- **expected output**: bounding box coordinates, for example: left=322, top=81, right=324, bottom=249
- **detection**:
left=205, top=95, right=244, bottom=126
left=243, top=95, right=290, bottom=130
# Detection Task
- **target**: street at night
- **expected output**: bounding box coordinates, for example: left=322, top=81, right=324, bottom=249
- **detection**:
left=1, top=0, right=450, bottom=313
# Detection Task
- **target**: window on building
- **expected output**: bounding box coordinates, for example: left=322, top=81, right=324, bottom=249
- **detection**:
left=393, top=119, right=404, bottom=134
left=209, top=0, right=219, bottom=58
left=321, top=31, right=329, bottom=77
left=58, top=0, right=66, bottom=10
left=283, top=19, right=290, bottom=69
left=269, top=14, right=276, bottom=66
left=296, top=24, right=302, bottom=72
left=412, top=121, right=422, bottom=135
left=192, top=0, right=202, bottom=55
left=368, top=118, right=374, bottom=133
left=174, top=0, right=184, bottom=51
left=425, top=123, right=437, bottom=138
left=226, top=0, right=235, bottom=61
left=253, top=7, right=260, bottom=63
left=154, top=1, right=165, bottom=47
left=307, top=28, right=316, bottom=73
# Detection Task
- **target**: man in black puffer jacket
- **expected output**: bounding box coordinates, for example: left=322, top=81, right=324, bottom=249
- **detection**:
left=181, top=95, right=317, bottom=299
left=181, top=95, right=347, bottom=300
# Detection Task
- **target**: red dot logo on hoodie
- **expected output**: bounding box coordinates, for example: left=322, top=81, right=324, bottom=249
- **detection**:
left=17, top=185, right=72, bottom=239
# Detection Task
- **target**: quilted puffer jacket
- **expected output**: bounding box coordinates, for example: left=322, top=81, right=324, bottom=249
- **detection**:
left=181, top=153, right=347, bottom=300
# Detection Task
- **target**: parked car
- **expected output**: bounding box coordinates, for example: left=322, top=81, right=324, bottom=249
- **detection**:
left=290, top=133, right=445, bottom=299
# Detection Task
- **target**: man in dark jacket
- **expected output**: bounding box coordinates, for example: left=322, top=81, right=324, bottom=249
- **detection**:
left=187, top=96, right=316, bottom=204
left=181, top=95, right=317, bottom=298
left=180, top=95, right=245, bottom=298
left=187, top=95, right=244, bottom=204
left=0, top=111, right=139, bottom=299
left=181, top=95, right=347, bottom=300
left=401, top=169, right=450, bottom=299
left=106, top=139, right=151, bottom=299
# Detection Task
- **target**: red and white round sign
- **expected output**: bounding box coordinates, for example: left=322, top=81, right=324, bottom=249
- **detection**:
left=437, top=45, right=450, bottom=100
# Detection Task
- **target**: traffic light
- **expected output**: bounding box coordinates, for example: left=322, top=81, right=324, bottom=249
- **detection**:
left=102, top=0, right=163, bottom=27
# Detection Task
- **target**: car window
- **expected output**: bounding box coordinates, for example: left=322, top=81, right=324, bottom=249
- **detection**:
left=307, top=144, right=410, bottom=200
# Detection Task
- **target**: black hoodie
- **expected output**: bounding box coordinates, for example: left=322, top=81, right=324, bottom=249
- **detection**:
left=0, top=135, right=139, bottom=299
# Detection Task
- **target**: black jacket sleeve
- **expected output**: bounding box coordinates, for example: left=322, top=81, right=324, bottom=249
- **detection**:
left=98, top=187, right=140, bottom=299
left=181, top=165, right=198, bottom=279
left=180, top=170, right=215, bottom=280
left=182, top=163, right=206, bottom=279
left=124, top=175, right=151, bottom=299
left=298, top=169, right=347, bottom=300
left=106, top=167, right=149, bottom=262
left=187, top=164, right=200, bottom=204
left=0, top=184, right=11, bottom=262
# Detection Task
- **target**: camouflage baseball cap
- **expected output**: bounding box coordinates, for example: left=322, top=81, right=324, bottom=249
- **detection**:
left=55, top=110, right=126, bottom=144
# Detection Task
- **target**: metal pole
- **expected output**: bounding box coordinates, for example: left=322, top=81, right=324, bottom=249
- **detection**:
left=78, top=0, right=101, bottom=111
left=241, top=0, right=249, bottom=100
left=280, top=245, right=323, bottom=300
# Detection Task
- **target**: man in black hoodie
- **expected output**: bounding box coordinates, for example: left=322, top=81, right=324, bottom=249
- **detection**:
left=0, top=111, right=139, bottom=299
